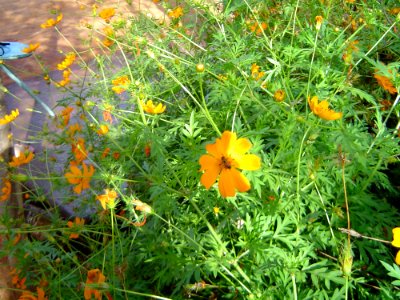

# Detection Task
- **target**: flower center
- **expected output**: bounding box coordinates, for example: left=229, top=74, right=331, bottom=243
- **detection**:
left=220, top=156, right=234, bottom=170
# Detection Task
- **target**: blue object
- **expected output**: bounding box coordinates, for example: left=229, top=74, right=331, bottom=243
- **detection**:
left=0, top=41, right=32, bottom=60
left=0, top=42, right=55, bottom=117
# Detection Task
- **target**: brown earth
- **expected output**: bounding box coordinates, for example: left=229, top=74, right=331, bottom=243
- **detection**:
left=1, top=0, right=168, bottom=85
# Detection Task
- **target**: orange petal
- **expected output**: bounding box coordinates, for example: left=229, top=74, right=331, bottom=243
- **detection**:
left=231, top=168, right=251, bottom=192
left=237, top=154, right=261, bottom=170
left=218, top=169, right=237, bottom=197
left=200, top=165, right=220, bottom=190
left=199, top=154, right=219, bottom=171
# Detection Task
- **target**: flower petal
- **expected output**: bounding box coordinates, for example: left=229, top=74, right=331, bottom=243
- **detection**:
left=232, top=137, right=252, bottom=156
left=231, top=168, right=251, bottom=193
left=200, top=166, right=220, bottom=190
left=392, top=228, right=400, bottom=247
left=218, top=169, right=237, bottom=197
left=237, top=154, right=261, bottom=170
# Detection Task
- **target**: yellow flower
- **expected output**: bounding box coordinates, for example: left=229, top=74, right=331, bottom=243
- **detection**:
left=392, top=228, right=400, bottom=248
left=274, top=89, right=285, bottom=102
left=168, top=6, right=183, bottom=19
left=111, top=75, right=130, bottom=94
left=84, top=269, right=106, bottom=300
left=57, top=53, right=76, bottom=70
left=315, top=15, right=323, bottom=31
left=0, top=109, right=19, bottom=125
left=374, top=72, right=397, bottom=95
left=199, top=131, right=261, bottom=198
left=0, top=179, right=11, bottom=201
left=96, top=189, right=117, bottom=210
left=56, top=69, right=71, bottom=87
left=140, top=100, right=166, bottom=114
left=9, top=151, right=35, bottom=167
left=97, top=124, right=109, bottom=135
left=65, top=162, right=95, bottom=194
left=22, top=43, right=40, bottom=54
left=250, top=63, right=265, bottom=81
left=99, top=7, right=115, bottom=22
left=308, top=96, right=343, bottom=121
left=67, top=217, right=85, bottom=239
left=102, top=26, right=114, bottom=47
left=41, top=13, right=63, bottom=28
left=213, top=207, right=220, bottom=216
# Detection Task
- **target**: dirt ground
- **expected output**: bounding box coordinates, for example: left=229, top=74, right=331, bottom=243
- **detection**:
left=1, top=0, right=167, bottom=85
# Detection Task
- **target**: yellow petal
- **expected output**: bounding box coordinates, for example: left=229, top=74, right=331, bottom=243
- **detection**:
left=237, top=154, right=261, bottom=170
left=396, top=250, right=400, bottom=265
left=232, top=137, right=252, bottom=155
left=218, top=169, right=237, bottom=198
left=392, top=228, right=400, bottom=247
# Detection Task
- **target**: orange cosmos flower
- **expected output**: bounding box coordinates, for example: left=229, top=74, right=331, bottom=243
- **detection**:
left=41, top=14, right=63, bottom=28
left=60, top=106, right=73, bottom=126
left=65, top=162, right=95, bottom=194
left=57, top=53, right=76, bottom=70
left=274, top=89, right=285, bottom=102
left=112, top=152, right=120, bottom=160
left=67, top=123, right=82, bottom=137
left=144, top=143, right=151, bottom=157
left=249, top=21, right=267, bottom=35
left=199, top=131, right=261, bottom=198
left=10, top=268, right=26, bottom=290
left=0, top=179, right=11, bottom=201
left=315, top=16, right=323, bottom=31
left=168, top=6, right=183, bottom=19
left=67, top=217, right=85, bottom=239
left=111, top=75, right=130, bottom=94
left=97, top=124, right=109, bottom=135
left=9, top=151, right=35, bottom=167
left=19, top=287, right=48, bottom=300
left=103, top=105, right=113, bottom=124
left=140, top=100, right=166, bottom=114
left=374, top=72, right=397, bottom=95
left=99, top=8, right=115, bottom=22
left=84, top=269, right=106, bottom=300
left=22, top=43, right=40, bottom=54
left=390, top=8, right=400, bottom=15
left=0, top=109, right=19, bottom=125
left=97, top=189, right=117, bottom=210
left=101, top=147, right=111, bottom=159
left=308, top=96, right=343, bottom=121
left=71, top=137, right=88, bottom=163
